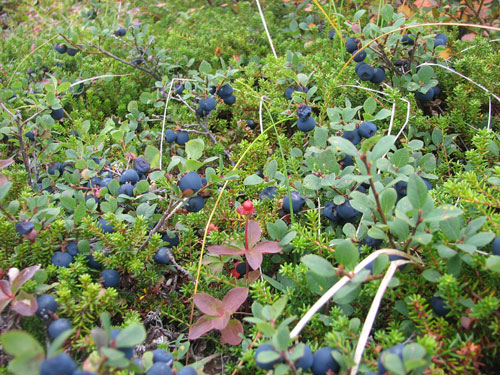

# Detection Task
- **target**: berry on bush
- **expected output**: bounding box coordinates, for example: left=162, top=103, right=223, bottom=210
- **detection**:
left=134, top=157, right=150, bottom=174
left=179, top=171, right=203, bottom=196
left=176, top=130, right=189, bottom=145
left=311, top=348, right=340, bottom=375
left=115, top=28, right=126, bottom=37
left=492, top=235, right=500, bottom=255
left=223, top=95, right=236, bottom=105
left=55, top=43, right=67, bottom=54
left=294, top=344, right=314, bottom=371
left=147, top=362, right=172, bottom=375
left=352, top=49, right=367, bottom=62
left=40, top=353, right=77, bottom=375
left=16, top=220, right=34, bottom=235
left=356, top=63, right=375, bottom=81
left=255, top=344, right=280, bottom=370
left=48, top=318, right=72, bottom=339
left=165, top=129, right=177, bottom=143
left=297, top=116, right=316, bottom=132
left=259, top=186, right=277, bottom=200
left=185, top=196, right=205, bottom=212
left=337, top=199, right=360, bottom=223
left=51, top=251, right=73, bottom=267
left=101, top=269, right=120, bottom=287
left=358, top=121, right=377, bottom=138
left=152, top=348, right=174, bottom=364
left=431, top=296, right=451, bottom=316
left=50, top=108, right=64, bottom=121
left=371, top=67, right=386, bottom=83
left=36, top=294, right=58, bottom=318
left=118, top=183, right=134, bottom=197
left=283, top=192, right=305, bottom=214
left=343, top=128, right=361, bottom=145
left=217, top=84, right=233, bottom=98
left=345, top=37, right=359, bottom=53
left=98, top=219, right=115, bottom=233
left=177, top=366, right=197, bottom=375
left=120, top=169, right=140, bottom=184
left=154, top=247, right=171, bottom=264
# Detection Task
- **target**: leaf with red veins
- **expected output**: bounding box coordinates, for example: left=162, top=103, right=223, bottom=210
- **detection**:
left=246, top=220, right=261, bottom=250
left=11, top=291, right=37, bottom=316
left=222, top=287, right=248, bottom=313
left=207, top=245, right=244, bottom=256
left=220, top=319, right=244, bottom=345
left=254, top=241, right=283, bottom=254
left=245, top=250, right=263, bottom=270
left=11, top=265, right=40, bottom=292
left=193, top=293, right=224, bottom=316
left=188, top=315, right=216, bottom=340
left=212, top=312, right=230, bottom=331
left=0, top=280, right=13, bottom=300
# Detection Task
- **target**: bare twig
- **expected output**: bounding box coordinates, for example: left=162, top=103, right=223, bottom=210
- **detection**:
left=166, top=251, right=195, bottom=284
left=255, top=0, right=278, bottom=59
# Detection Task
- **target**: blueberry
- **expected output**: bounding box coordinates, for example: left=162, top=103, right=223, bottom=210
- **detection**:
left=311, top=348, right=340, bottom=375
left=179, top=171, right=203, bottom=195
left=73, top=371, right=97, bottom=375
left=209, top=85, right=217, bottom=95
left=100, top=177, right=113, bottom=188
left=352, top=49, right=367, bottom=62
left=55, top=43, right=68, bottom=53
left=297, top=116, right=316, bottom=132
left=435, top=33, right=448, bottom=44
left=223, top=95, right=236, bottom=105
left=345, top=37, right=359, bottom=53
left=133, top=58, right=143, bottom=65
left=416, top=87, right=435, bottom=101
left=118, top=183, right=134, bottom=197
left=297, top=105, right=312, bottom=120
left=176, top=130, right=189, bottom=145
left=97, top=219, right=115, bottom=234
left=370, top=67, right=386, bottom=84
left=339, top=154, right=354, bottom=168
left=421, top=177, right=433, bottom=190
left=323, top=201, right=339, bottom=223
left=101, top=269, right=120, bottom=287
left=48, top=162, right=65, bottom=175
left=48, top=318, right=72, bottom=339
left=255, top=344, right=280, bottom=370
left=217, top=84, right=233, bottom=99
left=433, top=85, right=441, bottom=97
left=337, top=199, right=360, bottom=223
left=246, top=119, right=257, bottom=129
left=85, top=194, right=100, bottom=208
left=87, top=9, right=97, bottom=18
left=259, top=186, right=277, bottom=201
left=198, top=97, right=217, bottom=117
left=50, top=108, right=65, bottom=121
left=378, top=344, right=405, bottom=374
left=134, top=157, right=150, bottom=174
left=165, top=129, right=177, bottom=143
left=152, top=348, right=174, bottom=364
left=328, top=30, right=336, bottom=39
left=87, top=253, right=104, bottom=269
left=294, top=344, right=314, bottom=371
left=154, top=247, right=171, bottom=265
left=402, top=33, right=416, bottom=45
left=174, top=84, right=184, bottom=95
left=162, top=232, right=180, bottom=247
left=394, top=180, right=408, bottom=200
left=359, top=121, right=377, bottom=138
left=40, top=353, right=77, bottom=375
left=120, top=169, right=139, bottom=184
left=343, top=128, right=361, bottom=145
left=115, top=28, right=126, bottom=37
left=147, top=362, right=172, bottom=375
left=51, top=252, right=73, bottom=268
left=110, top=329, right=134, bottom=359
left=283, top=192, right=305, bottom=214
left=66, top=240, right=79, bottom=256
left=356, top=63, right=374, bottom=81
left=66, top=47, right=78, bottom=56
left=185, top=196, right=205, bottom=212
left=434, top=38, right=446, bottom=48
left=285, top=86, right=295, bottom=100
left=177, top=366, right=197, bottom=375
left=235, top=262, right=248, bottom=278
left=36, top=294, right=58, bottom=318
left=16, top=221, right=34, bottom=235
left=431, top=296, right=451, bottom=317
left=90, top=177, right=103, bottom=188
left=361, top=236, right=382, bottom=250
left=493, top=235, right=500, bottom=256
left=27, top=67, right=35, bottom=75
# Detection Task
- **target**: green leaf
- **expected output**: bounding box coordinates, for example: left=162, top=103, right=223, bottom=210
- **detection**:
left=0, top=331, right=44, bottom=357
left=465, top=232, right=495, bottom=247
left=306, top=270, right=336, bottom=295
left=0, top=181, right=12, bottom=202
left=272, top=326, right=290, bottom=351
left=335, top=240, right=358, bottom=269
left=116, top=325, right=146, bottom=347
left=328, top=136, right=360, bottom=157
left=369, top=135, right=396, bottom=161
left=363, top=97, right=377, bottom=115
left=243, top=174, right=264, bottom=185
left=417, top=65, right=435, bottom=82
left=301, top=254, right=335, bottom=276
left=383, top=353, right=405, bottom=375
left=303, top=174, right=321, bottom=190
left=422, top=269, right=441, bottom=283
left=440, top=217, right=462, bottom=242
left=186, top=139, right=205, bottom=161
left=199, top=60, right=212, bottom=74
left=407, top=174, right=428, bottom=210
left=425, top=205, right=463, bottom=222
left=257, top=350, right=281, bottom=364
left=8, top=351, right=44, bottom=375
left=144, top=145, right=160, bottom=169
left=391, top=149, right=409, bottom=168
left=486, top=256, right=500, bottom=273
left=47, top=329, right=73, bottom=357
left=134, top=180, right=149, bottom=195
left=270, top=297, right=287, bottom=320
left=313, top=127, right=328, bottom=147
left=380, top=188, right=397, bottom=214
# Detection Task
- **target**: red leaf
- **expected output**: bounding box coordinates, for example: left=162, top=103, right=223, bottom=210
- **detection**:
left=188, top=315, right=215, bottom=340
left=212, top=313, right=230, bottom=330
left=254, top=241, right=282, bottom=254
left=0, top=280, right=12, bottom=300
left=11, top=291, right=37, bottom=316
left=11, top=265, right=40, bottom=292
left=0, top=299, right=10, bottom=312
left=207, top=245, right=244, bottom=256
left=0, top=174, right=8, bottom=187
left=246, top=220, right=261, bottom=250
left=222, top=287, right=248, bottom=313
left=245, top=250, right=263, bottom=270
left=193, top=293, right=223, bottom=316
left=220, top=319, right=243, bottom=345
left=0, top=158, right=14, bottom=170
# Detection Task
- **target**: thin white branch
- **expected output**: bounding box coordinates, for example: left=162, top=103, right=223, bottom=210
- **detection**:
left=460, top=38, right=500, bottom=53
left=159, top=80, right=174, bottom=170
left=350, top=259, right=410, bottom=375
left=388, top=102, right=396, bottom=136
left=259, top=95, right=266, bottom=135
left=255, top=0, right=277, bottom=59
left=487, top=96, right=492, bottom=131
left=70, top=73, right=132, bottom=87
left=417, top=62, right=500, bottom=103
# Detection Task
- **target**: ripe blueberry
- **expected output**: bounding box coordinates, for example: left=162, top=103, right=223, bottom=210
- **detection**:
left=492, top=235, right=500, bottom=256
left=162, top=232, right=180, bottom=247
left=339, top=154, right=354, bottom=168
left=185, top=196, right=205, bottom=212
left=115, top=28, right=126, bottom=37
left=198, top=97, right=217, bottom=117
left=352, top=49, right=367, bottom=62
left=147, top=362, right=172, bottom=375
left=371, top=67, right=385, bottom=84
left=255, top=344, right=280, bottom=370
left=416, top=87, right=435, bottom=101
left=51, top=252, right=73, bottom=267
left=36, top=294, right=58, bottom=318
left=154, top=247, right=171, bottom=265
left=40, top=353, right=77, bottom=375
left=66, top=47, right=78, bottom=56
left=293, top=344, right=314, bottom=371
left=178, top=366, right=197, bottom=375
left=431, top=296, right=451, bottom=316
left=50, top=108, right=64, bottom=121
left=223, top=95, right=236, bottom=105
left=55, top=43, right=67, bottom=54
left=87, top=253, right=104, bottom=269
left=360, top=236, right=382, bottom=250
left=235, top=262, right=248, bottom=278
left=66, top=240, right=79, bottom=256
left=345, top=37, right=359, bottom=53
left=246, top=119, right=257, bottom=129
left=285, top=86, right=295, bottom=99
left=358, top=121, right=377, bottom=138
left=311, top=347, right=340, bottom=375
left=174, top=84, right=184, bottom=95
left=134, top=157, right=150, bottom=174
left=259, top=186, right=277, bottom=201
left=343, top=128, right=361, bottom=145
left=283, top=192, right=305, bottom=214
left=328, top=30, right=336, bottom=40
left=378, top=344, right=405, bottom=374
left=152, top=348, right=174, bottom=364
left=98, top=219, right=115, bottom=234
left=297, top=104, right=312, bottom=120
left=110, top=329, right=134, bottom=359
left=48, top=318, right=72, bottom=339
left=179, top=171, right=203, bottom=196
left=356, top=63, right=374, bottom=81
left=323, top=201, right=339, bottom=223
left=16, top=221, right=34, bottom=235
left=394, top=180, right=408, bottom=200
left=101, top=269, right=120, bottom=287
left=120, top=169, right=139, bottom=184
left=297, top=116, right=316, bottom=132
left=337, top=199, right=360, bottom=223
left=176, top=130, right=189, bottom=145
left=25, top=130, right=35, bottom=141
left=402, top=33, right=416, bottom=45
left=217, top=84, right=233, bottom=99
left=73, top=370, right=97, bottom=375
left=118, top=183, right=134, bottom=197
left=165, top=129, right=177, bottom=143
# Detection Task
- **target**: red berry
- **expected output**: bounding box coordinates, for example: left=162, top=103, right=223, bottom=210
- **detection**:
left=242, top=200, right=253, bottom=211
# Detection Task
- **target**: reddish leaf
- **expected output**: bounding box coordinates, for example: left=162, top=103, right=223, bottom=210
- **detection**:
left=222, top=287, right=248, bottom=313
left=0, top=174, right=8, bottom=187
left=0, top=158, right=14, bottom=170
left=11, top=291, right=37, bottom=316
left=11, top=265, right=40, bottom=292
left=193, top=293, right=223, bottom=316
left=188, top=315, right=215, bottom=340
left=220, top=319, right=243, bottom=345
left=212, top=313, right=230, bottom=331
left=245, top=250, right=263, bottom=270
left=0, top=299, right=11, bottom=312
left=207, top=245, right=244, bottom=256
left=0, top=280, right=12, bottom=300
left=246, top=220, right=261, bottom=250
left=254, top=241, right=282, bottom=254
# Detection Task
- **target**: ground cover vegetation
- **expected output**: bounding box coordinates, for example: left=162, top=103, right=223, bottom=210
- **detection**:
left=0, top=0, right=499, bottom=374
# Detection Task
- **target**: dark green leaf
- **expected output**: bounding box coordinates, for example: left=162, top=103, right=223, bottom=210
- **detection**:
left=116, top=325, right=146, bottom=347
left=407, top=174, right=428, bottom=209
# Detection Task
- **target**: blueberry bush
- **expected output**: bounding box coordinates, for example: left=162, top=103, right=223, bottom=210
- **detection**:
left=0, top=0, right=499, bottom=374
